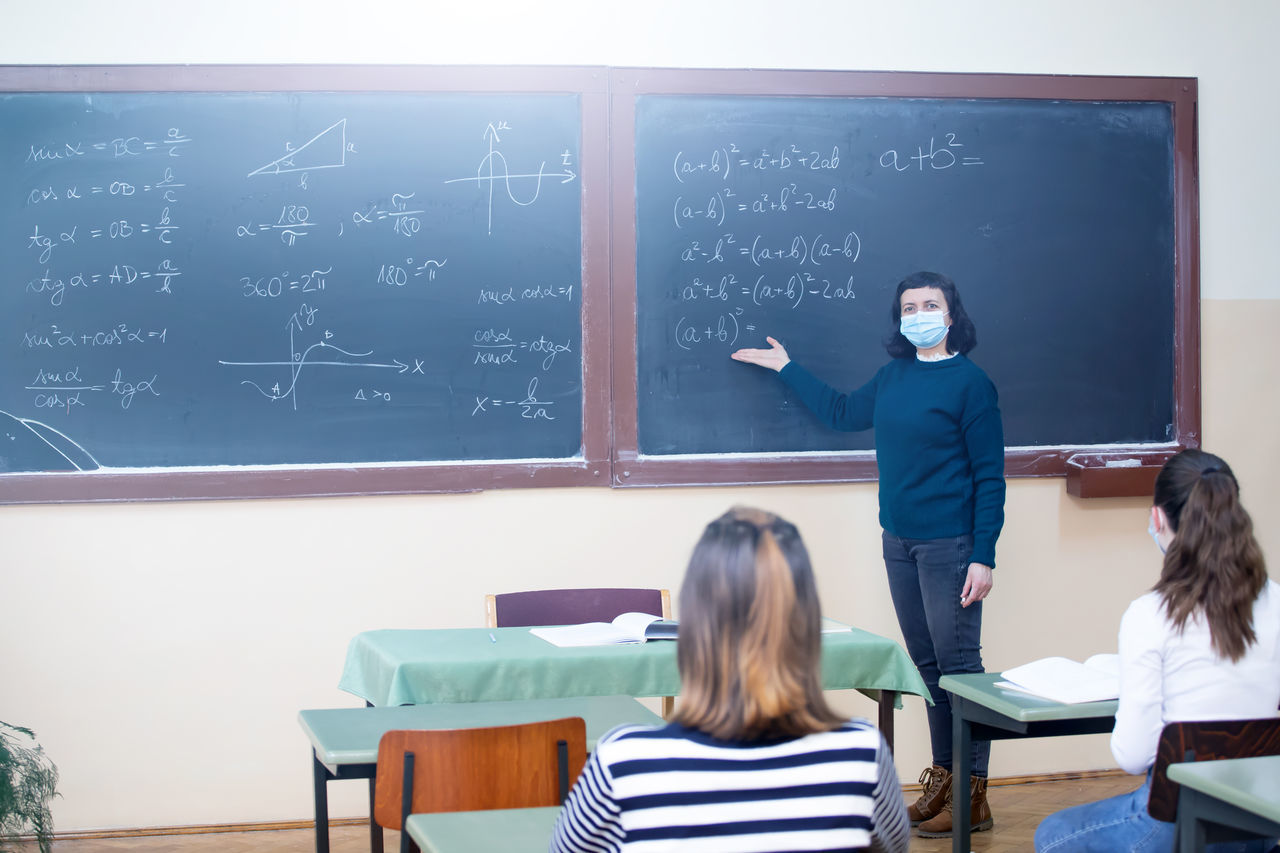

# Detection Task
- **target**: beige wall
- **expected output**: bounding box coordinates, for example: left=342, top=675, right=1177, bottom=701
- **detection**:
left=2, top=0, right=1278, bottom=833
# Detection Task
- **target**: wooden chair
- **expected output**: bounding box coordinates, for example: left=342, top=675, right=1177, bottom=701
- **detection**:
left=486, top=587, right=674, bottom=717
left=1147, top=716, right=1280, bottom=838
left=373, top=717, right=586, bottom=853
left=485, top=587, right=671, bottom=628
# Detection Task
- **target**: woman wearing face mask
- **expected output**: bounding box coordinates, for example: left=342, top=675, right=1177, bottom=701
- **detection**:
left=731, top=270, right=1004, bottom=837
left=1034, top=449, right=1280, bottom=853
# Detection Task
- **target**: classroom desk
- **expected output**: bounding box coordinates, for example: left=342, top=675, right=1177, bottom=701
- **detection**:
left=404, top=807, right=561, bottom=853
left=338, top=624, right=928, bottom=747
left=1167, top=755, right=1280, bottom=852
left=298, top=695, right=662, bottom=853
left=939, top=672, right=1118, bottom=853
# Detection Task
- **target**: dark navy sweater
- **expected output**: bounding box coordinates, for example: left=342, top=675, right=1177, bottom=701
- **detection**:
left=779, top=354, right=1006, bottom=568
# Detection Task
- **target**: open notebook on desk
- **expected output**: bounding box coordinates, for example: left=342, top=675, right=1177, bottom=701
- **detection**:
left=996, top=654, right=1120, bottom=704
left=531, top=614, right=853, bottom=648
left=530, top=613, right=678, bottom=647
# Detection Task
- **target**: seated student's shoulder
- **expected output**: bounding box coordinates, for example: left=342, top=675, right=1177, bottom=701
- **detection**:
left=597, top=722, right=669, bottom=744
left=1260, top=579, right=1280, bottom=610
left=1121, top=590, right=1165, bottom=624
left=834, top=716, right=878, bottom=732
left=1256, top=580, right=1280, bottom=640
left=825, top=717, right=887, bottom=747
left=594, top=721, right=680, bottom=757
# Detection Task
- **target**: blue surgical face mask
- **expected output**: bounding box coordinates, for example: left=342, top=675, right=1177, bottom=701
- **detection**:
left=900, top=310, right=950, bottom=349
left=1147, top=516, right=1167, bottom=554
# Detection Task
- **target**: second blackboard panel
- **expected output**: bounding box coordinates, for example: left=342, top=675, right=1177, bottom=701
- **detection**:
left=614, top=69, right=1193, bottom=486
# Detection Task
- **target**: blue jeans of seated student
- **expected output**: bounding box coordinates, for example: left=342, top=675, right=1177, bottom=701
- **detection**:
left=882, top=531, right=989, bottom=777
left=1035, top=771, right=1276, bottom=852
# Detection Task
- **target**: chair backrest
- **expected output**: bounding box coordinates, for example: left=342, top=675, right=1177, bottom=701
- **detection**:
left=1147, top=716, right=1280, bottom=821
left=485, top=587, right=671, bottom=628
left=373, top=717, right=587, bottom=831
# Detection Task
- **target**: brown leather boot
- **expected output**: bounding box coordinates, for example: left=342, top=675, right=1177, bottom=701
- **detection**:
left=916, top=774, right=993, bottom=837
left=906, top=764, right=952, bottom=825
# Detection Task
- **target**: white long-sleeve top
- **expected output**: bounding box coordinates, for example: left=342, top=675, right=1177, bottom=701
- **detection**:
left=1111, top=579, right=1280, bottom=775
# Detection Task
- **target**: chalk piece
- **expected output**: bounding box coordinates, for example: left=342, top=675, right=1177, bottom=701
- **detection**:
left=1105, top=459, right=1142, bottom=468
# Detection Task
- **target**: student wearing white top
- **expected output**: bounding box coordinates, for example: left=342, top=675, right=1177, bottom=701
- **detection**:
left=549, top=507, right=910, bottom=853
left=1035, top=449, right=1280, bottom=853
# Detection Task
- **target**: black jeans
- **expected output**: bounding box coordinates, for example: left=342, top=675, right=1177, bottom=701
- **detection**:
left=882, top=530, right=990, bottom=776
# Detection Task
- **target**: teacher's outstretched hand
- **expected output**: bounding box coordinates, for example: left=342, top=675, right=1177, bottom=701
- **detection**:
left=731, top=336, right=791, bottom=372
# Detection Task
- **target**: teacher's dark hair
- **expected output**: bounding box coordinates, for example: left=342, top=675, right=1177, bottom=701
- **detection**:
left=1153, top=449, right=1267, bottom=662
left=674, top=507, right=843, bottom=740
left=885, top=271, right=978, bottom=358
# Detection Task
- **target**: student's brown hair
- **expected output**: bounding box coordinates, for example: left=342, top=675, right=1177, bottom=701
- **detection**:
left=673, top=507, right=843, bottom=740
left=1152, top=449, right=1268, bottom=662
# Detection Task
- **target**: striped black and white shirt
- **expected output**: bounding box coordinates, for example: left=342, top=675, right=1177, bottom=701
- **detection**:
left=550, top=718, right=909, bottom=853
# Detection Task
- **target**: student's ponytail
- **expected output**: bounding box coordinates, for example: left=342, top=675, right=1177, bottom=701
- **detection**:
left=736, top=522, right=842, bottom=738
left=1153, top=451, right=1267, bottom=662
left=737, top=529, right=804, bottom=724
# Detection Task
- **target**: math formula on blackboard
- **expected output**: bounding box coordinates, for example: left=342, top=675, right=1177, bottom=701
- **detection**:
left=2, top=92, right=586, bottom=471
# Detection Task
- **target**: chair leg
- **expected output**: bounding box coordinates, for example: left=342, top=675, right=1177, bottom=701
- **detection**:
left=400, top=751, right=416, bottom=853
left=557, top=739, right=569, bottom=802
left=368, top=777, right=383, bottom=853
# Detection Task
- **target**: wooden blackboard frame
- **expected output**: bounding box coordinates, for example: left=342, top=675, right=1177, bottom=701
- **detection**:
left=609, top=67, right=1200, bottom=488
left=0, top=65, right=1201, bottom=501
left=0, top=64, right=613, bottom=503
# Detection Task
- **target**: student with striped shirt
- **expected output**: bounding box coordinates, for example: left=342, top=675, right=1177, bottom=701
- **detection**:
left=550, top=507, right=909, bottom=853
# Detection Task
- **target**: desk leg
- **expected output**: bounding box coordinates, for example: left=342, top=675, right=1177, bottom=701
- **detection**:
left=1175, top=789, right=1208, bottom=853
left=952, top=700, right=973, bottom=853
left=877, top=691, right=896, bottom=753
left=312, top=753, right=330, bottom=853
left=369, top=776, right=384, bottom=853
left=362, top=700, right=385, bottom=853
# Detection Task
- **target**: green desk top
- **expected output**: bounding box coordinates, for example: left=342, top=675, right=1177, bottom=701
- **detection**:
left=405, top=807, right=560, bottom=853
left=298, top=695, right=663, bottom=771
left=339, top=625, right=927, bottom=707
left=939, top=673, right=1119, bottom=723
left=1167, top=755, right=1280, bottom=824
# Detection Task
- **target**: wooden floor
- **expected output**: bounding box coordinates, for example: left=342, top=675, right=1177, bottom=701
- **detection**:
left=910, top=773, right=1140, bottom=853
left=12, top=774, right=1142, bottom=853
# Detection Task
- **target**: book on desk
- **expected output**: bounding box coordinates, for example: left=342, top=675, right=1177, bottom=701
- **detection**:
left=530, top=612, right=678, bottom=647
left=529, top=614, right=854, bottom=648
left=996, top=654, right=1120, bottom=704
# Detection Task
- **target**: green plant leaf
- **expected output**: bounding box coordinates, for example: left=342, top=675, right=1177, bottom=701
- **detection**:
left=0, top=722, right=60, bottom=853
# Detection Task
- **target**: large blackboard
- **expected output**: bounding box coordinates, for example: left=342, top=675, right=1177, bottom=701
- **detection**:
left=0, top=66, right=611, bottom=501
left=611, top=70, right=1199, bottom=485
left=0, top=67, right=1199, bottom=500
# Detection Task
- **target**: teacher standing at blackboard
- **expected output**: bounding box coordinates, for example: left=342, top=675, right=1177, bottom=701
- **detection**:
left=731, top=270, right=1006, bottom=838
